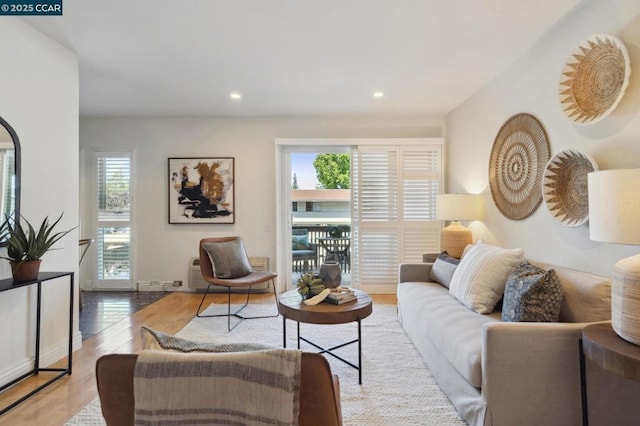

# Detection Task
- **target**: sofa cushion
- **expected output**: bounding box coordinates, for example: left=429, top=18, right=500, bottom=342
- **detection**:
left=502, top=261, right=563, bottom=322
left=449, top=242, right=524, bottom=314
left=532, top=262, right=611, bottom=323
left=429, top=252, right=460, bottom=289
left=202, top=238, right=253, bottom=279
left=397, top=281, right=501, bottom=388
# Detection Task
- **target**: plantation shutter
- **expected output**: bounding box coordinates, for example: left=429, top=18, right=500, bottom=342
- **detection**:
left=352, top=144, right=441, bottom=292
left=96, top=153, right=133, bottom=287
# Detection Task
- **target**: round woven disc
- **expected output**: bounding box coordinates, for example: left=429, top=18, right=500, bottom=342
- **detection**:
left=489, top=113, right=551, bottom=220
left=542, top=149, right=597, bottom=227
left=559, top=34, right=630, bottom=124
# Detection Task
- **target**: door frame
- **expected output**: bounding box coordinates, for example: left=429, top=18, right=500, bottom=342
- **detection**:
left=275, top=139, right=351, bottom=292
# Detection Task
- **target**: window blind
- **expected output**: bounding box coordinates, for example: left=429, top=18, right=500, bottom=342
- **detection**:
left=96, top=154, right=132, bottom=281
left=352, top=144, right=441, bottom=290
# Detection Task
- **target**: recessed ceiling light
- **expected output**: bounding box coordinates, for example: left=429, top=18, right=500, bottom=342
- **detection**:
left=230, top=92, right=242, bottom=100
left=373, top=91, right=384, bottom=98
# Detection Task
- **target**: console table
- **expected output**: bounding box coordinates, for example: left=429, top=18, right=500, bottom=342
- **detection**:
left=0, top=271, right=74, bottom=415
left=580, top=322, right=640, bottom=426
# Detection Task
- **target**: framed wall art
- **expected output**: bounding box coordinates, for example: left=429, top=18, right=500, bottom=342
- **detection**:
left=168, top=157, right=235, bottom=224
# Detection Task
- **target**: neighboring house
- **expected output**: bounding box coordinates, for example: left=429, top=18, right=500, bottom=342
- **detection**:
left=291, top=189, right=350, bottom=226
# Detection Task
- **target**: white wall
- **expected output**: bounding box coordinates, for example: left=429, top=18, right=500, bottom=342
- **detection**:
left=79, top=117, right=441, bottom=288
left=0, top=19, right=79, bottom=384
left=446, top=0, right=640, bottom=277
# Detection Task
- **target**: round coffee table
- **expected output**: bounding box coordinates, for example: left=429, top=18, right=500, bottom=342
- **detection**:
left=278, top=288, right=373, bottom=384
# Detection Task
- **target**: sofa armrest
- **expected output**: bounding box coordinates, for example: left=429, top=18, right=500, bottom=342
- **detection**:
left=481, top=321, right=608, bottom=426
left=398, top=263, right=432, bottom=283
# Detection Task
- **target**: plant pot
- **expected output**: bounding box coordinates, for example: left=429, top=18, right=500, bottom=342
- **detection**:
left=11, top=260, right=42, bottom=282
left=319, top=262, right=342, bottom=288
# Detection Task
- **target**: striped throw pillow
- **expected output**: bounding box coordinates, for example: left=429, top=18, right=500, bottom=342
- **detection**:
left=449, top=242, right=524, bottom=314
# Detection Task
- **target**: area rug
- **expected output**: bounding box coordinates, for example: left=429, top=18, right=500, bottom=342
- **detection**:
left=67, top=303, right=466, bottom=425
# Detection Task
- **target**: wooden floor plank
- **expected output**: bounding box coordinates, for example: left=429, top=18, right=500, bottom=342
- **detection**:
left=0, top=291, right=396, bottom=425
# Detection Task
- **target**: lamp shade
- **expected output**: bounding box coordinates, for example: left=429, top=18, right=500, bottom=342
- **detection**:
left=588, top=169, right=640, bottom=245
left=588, top=168, right=640, bottom=345
left=436, top=194, right=481, bottom=221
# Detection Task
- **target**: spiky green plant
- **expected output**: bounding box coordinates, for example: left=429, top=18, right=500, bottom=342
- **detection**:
left=0, top=213, right=76, bottom=263
left=296, top=272, right=325, bottom=299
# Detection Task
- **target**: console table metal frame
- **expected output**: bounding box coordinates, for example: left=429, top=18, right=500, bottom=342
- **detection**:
left=0, top=271, right=74, bottom=416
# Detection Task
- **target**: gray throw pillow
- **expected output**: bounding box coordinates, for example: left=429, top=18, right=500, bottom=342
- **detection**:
left=502, top=261, right=563, bottom=322
left=429, top=252, right=460, bottom=289
left=203, top=239, right=253, bottom=279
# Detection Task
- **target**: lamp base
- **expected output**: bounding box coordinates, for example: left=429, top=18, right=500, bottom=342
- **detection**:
left=440, top=221, right=472, bottom=259
left=612, top=253, right=640, bottom=345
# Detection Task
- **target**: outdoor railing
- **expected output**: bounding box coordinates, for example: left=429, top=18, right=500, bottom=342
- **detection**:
left=292, top=225, right=351, bottom=273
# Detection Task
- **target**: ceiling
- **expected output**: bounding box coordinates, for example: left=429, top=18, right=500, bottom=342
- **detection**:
left=22, top=0, right=583, bottom=118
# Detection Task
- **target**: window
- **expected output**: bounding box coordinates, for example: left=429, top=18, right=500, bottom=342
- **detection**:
left=352, top=144, right=441, bottom=292
left=95, top=152, right=133, bottom=289
left=276, top=138, right=442, bottom=294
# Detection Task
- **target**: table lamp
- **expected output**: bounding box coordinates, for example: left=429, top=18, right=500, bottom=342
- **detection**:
left=436, top=193, right=481, bottom=258
left=588, top=169, right=640, bottom=345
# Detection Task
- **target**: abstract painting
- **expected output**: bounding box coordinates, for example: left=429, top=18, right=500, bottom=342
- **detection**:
left=168, top=157, right=235, bottom=224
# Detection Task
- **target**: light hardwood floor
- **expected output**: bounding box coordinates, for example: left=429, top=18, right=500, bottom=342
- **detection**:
left=0, top=291, right=396, bottom=425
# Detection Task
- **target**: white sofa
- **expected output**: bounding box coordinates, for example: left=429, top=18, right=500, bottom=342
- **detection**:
left=397, top=260, right=629, bottom=426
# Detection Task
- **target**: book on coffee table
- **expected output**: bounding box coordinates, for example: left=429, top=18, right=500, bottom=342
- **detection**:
left=323, top=292, right=357, bottom=305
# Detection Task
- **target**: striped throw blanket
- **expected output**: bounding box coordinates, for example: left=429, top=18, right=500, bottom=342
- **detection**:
left=133, top=348, right=302, bottom=426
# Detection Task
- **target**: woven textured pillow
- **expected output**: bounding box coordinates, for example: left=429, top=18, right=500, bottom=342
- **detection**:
left=203, top=239, right=253, bottom=279
left=502, top=261, right=563, bottom=322
left=141, top=326, right=272, bottom=352
left=429, top=252, right=460, bottom=289
left=449, top=242, right=524, bottom=314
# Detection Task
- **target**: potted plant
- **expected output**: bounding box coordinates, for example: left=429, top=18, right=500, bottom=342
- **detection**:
left=0, top=213, right=76, bottom=282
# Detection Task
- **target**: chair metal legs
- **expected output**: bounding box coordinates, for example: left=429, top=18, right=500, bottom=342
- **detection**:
left=195, top=280, right=279, bottom=331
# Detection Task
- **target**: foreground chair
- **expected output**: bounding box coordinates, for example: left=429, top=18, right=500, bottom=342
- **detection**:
left=196, top=236, right=278, bottom=330
left=95, top=352, right=343, bottom=426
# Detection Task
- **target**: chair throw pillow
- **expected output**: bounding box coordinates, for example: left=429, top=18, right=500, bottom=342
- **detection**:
left=429, top=252, right=460, bottom=289
left=502, top=261, right=563, bottom=322
left=141, top=326, right=273, bottom=352
left=203, top=239, right=253, bottom=279
left=449, top=241, right=524, bottom=314
left=292, top=234, right=310, bottom=250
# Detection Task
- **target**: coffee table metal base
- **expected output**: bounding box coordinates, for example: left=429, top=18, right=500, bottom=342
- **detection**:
left=282, top=317, right=363, bottom=384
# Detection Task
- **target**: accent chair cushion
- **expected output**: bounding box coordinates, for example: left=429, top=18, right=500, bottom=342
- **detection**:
left=429, top=252, right=460, bottom=289
left=141, top=326, right=272, bottom=352
left=449, top=241, right=524, bottom=314
left=292, top=234, right=310, bottom=250
left=203, top=238, right=253, bottom=279
left=502, top=261, right=563, bottom=322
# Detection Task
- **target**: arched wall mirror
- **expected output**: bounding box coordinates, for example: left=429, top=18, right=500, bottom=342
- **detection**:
left=0, top=116, right=21, bottom=246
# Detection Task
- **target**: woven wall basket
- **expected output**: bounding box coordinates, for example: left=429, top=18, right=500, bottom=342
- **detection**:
left=489, top=113, right=551, bottom=220
left=559, top=34, right=630, bottom=125
left=542, top=149, right=598, bottom=227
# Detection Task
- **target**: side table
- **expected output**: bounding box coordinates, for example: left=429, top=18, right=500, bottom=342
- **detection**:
left=278, top=289, right=372, bottom=384
left=580, top=322, right=640, bottom=426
